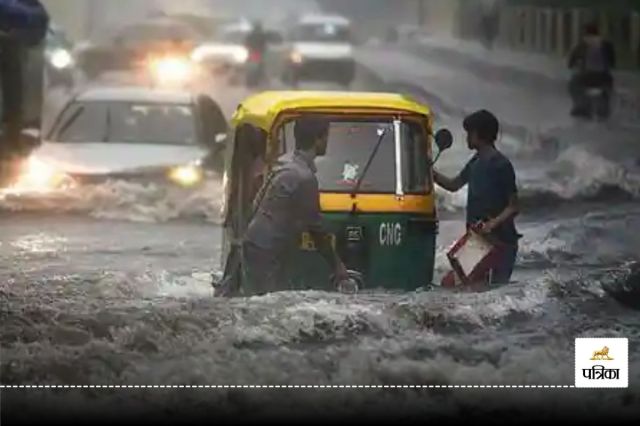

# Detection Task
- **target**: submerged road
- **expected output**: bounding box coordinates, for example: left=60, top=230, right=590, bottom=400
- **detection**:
left=2, top=53, right=639, bottom=422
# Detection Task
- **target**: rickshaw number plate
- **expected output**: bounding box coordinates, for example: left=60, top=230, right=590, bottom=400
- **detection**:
left=346, top=226, right=363, bottom=242
left=300, top=232, right=337, bottom=251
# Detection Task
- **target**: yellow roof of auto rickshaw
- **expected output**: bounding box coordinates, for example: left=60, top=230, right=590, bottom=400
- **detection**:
left=232, top=91, right=431, bottom=131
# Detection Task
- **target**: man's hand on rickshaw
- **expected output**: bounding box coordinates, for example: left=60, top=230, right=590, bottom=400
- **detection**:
left=334, top=261, right=349, bottom=284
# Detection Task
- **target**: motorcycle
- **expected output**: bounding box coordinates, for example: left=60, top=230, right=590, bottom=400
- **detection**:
left=570, top=73, right=612, bottom=122
left=583, top=86, right=611, bottom=121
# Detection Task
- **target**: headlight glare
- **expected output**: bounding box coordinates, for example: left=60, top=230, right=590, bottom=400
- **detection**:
left=290, top=51, right=303, bottom=64
left=168, top=165, right=203, bottom=187
left=9, top=157, right=74, bottom=192
left=149, top=56, right=193, bottom=85
left=233, top=47, right=249, bottom=64
left=50, top=49, right=73, bottom=69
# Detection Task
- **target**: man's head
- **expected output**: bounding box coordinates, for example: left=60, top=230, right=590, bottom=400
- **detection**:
left=294, top=116, right=330, bottom=156
left=252, top=20, right=263, bottom=32
left=463, top=110, right=499, bottom=150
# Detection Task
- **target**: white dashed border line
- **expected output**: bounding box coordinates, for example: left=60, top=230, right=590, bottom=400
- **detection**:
left=0, top=385, right=576, bottom=389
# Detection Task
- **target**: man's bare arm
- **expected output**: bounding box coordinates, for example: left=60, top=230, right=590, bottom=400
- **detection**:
left=310, top=231, right=339, bottom=270
left=433, top=170, right=466, bottom=192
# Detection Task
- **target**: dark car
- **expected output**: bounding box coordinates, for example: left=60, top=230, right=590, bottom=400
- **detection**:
left=77, top=17, right=204, bottom=80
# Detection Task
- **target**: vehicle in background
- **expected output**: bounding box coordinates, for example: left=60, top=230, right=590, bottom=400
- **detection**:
left=76, top=17, right=206, bottom=89
left=191, top=20, right=252, bottom=85
left=9, top=86, right=229, bottom=192
left=192, top=19, right=282, bottom=87
left=169, top=13, right=228, bottom=41
left=281, top=15, right=355, bottom=88
left=44, top=24, right=76, bottom=88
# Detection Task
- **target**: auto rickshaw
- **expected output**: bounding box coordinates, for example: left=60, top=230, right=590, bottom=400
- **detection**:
left=217, top=90, right=452, bottom=294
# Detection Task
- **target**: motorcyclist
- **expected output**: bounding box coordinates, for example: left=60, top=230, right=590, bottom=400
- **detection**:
left=243, top=21, right=268, bottom=86
left=568, top=23, right=616, bottom=119
left=244, top=20, right=268, bottom=59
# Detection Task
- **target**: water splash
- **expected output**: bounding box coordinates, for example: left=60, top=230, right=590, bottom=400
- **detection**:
left=0, top=179, right=225, bottom=223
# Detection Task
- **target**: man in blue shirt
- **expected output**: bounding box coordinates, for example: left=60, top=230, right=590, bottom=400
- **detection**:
left=434, top=110, right=521, bottom=284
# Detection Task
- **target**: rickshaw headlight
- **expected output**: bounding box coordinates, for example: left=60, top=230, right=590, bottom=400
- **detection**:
left=168, top=164, right=203, bottom=187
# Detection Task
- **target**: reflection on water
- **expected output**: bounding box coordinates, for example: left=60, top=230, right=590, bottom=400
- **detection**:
left=11, top=233, right=69, bottom=254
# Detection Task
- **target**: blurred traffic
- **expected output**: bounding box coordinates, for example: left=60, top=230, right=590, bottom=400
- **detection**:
left=1, top=4, right=373, bottom=190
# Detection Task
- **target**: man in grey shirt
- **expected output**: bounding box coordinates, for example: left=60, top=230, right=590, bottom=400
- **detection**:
left=242, top=116, right=348, bottom=295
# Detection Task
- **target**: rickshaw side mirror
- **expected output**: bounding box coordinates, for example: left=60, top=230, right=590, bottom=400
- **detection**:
left=21, top=128, right=41, bottom=149
left=435, top=129, right=453, bottom=152
left=210, top=133, right=228, bottom=156
left=215, top=133, right=227, bottom=145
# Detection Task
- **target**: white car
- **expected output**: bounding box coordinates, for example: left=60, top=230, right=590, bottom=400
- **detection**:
left=190, top=22, right=252, bottom=84
left=283, top=14, right=356, bottom=87
left=14, top=86, right=228, bottom=191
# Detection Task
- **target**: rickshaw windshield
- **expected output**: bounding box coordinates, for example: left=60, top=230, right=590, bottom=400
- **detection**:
left=277, top=118, right=430, bottom=194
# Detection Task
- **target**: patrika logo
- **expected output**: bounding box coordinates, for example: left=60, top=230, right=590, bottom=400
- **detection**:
left=575, top=338, right=628, bottom=388
left=590, top=346, right=614, bottom=361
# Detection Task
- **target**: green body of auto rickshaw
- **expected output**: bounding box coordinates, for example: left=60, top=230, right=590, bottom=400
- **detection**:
left=218, top=90, right=452, bottom=293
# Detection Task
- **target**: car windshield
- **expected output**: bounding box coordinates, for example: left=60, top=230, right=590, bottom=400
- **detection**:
left=277, top=118, right=430, bottom=194
left=292, top=23, right=351, bottom=42
left=117, top=22, right=199, bottom=45
left=52, top=101, right=198, bottom=145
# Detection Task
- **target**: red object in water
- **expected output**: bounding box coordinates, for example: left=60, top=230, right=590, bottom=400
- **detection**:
left=248, top=50, right=262, bottom=63
left=441, top=226, right=504, bottom=288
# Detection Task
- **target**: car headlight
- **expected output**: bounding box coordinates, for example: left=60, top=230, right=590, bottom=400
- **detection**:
left=191, top=48, right=205, bottom=63
left=233, top=47, right=249, bottom=64
left=149, top=56, right=193, bottom=85
left=168, top=165, right=203, bottom=187
left=290, top=51, right=304, bottom=64
left=9, top=157, right=74, bottom=192
left=50, top=48, right=73, bottom=70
